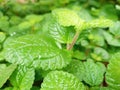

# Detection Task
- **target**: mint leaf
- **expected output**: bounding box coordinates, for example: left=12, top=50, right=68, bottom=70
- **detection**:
left=64, top=59, right=85, bottom=81
left=0, top=64, right=17, bottom=88
left=0, top=32, right=6, bottom=43
left=3, top=34, right=71, bottom=70
left=52, top=8, right=84, bottom=27
left=40, top=14, right=75, bottom=43
left=48, top=19, right=75, bottom=43
left=109, top=21, right=120, bottom=36
left=106, top=53, right=120, bottom=89
left=90, top=86, right=111, bottom=90
left=41, top=71, right=85, bottom=90
left=72, top=50, right=86, bottom=60
left=91, top=47, right=109, bottom=61
left=103, top=31, right=120, bottom=46
left=25, top=14, right=43, bottom=24
left=10, top=65, right=35, bottom=90
left=87, top=18, right=113, bottom=28
left=83, top=59, right=106, bottom=86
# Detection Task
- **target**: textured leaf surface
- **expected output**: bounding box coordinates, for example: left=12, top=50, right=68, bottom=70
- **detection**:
left=64, top=60, right=85, bottom=81
left=83, top=59, right=106, bottom=86
left=52, top=8, right=83, bottom=27
left=3, top=34, right=71, bottom=70
left=40, top=14, right=75, bottom=43
left=86, top=18, right=113, bottom=28
left=106, top=53, right=120, bottom=89
left=10, top=65, right=35, bottom=90
left=48, top=19, right=75, bottom=43
left=0, top=64, right=17, bottom=88
left=40, top=71, right=85, bottom=90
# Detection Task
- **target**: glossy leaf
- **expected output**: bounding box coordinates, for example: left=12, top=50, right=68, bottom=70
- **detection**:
left=41, top=71, right=85, bottom=90
left=3, top=34, right=71, bottom=70
left=10, top=65, right=35, bottom=90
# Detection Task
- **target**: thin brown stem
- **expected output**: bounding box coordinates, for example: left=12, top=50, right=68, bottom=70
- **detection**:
left=67, top=31, right=80, bottom=50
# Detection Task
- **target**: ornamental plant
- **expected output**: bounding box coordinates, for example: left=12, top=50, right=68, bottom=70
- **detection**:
left=0, top=0, right=120, bottom=90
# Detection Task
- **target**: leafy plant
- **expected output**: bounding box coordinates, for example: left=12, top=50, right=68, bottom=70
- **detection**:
left=0, top=0, right=120, bottom=90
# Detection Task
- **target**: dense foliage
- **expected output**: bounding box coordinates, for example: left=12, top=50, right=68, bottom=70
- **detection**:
left=0, top=0, right=120, bottom=90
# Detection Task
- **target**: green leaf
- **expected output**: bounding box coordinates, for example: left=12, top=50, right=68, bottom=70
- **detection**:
left=99, top=4, right=118, bottom=20
left=88, top=29, right=105, bottom=47
left=103, top=31, right=120, bottom=46
left=25, top=14, right=43, bottom=24
left=48, top=18, right=75, bottom=43
left=90, top=86, right=111, bottom=90
left=91, top=47, right=109, bottom=61
left=0, top=16, right=9, bottom=31
left=0, top=51, right=5, bottom=61
left=52, top=8, right=84, bottom=27
left=106, top=53, right=120, bottom=89
left=0, top=64, right=17, bottom=88
left=0, top=32, right=6, bottom=43
left=9, top=16, right=22, bottom=25
left=109, top=21, right=120, bottom=36
left=41, top=71, right=85, bottom=90
left=86, top=18, right=113, bottom=28
left=72, top=50, right=86, bottom=60
left=10, top=65, right=35, bottom=90
left=3, top=34, right=71, bottom=70
left=64, top=59, right=85, bottom=81
left=40, top=14, right=75, bottom=43
left=83, top=59, right=106, bottom=86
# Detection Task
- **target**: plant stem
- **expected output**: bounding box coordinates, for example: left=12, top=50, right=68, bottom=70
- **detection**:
left=67, top=31, right=80, bottom=50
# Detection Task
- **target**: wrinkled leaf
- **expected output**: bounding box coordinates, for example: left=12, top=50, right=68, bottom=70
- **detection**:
left=52, top=8, right=84, bottom=27
left=41, top=71, right=85, bottom=90
left=83, top=59, right=106, bottom=86
left=10, top=65, right=35, bottom=90
left=86, top=18, right=113, bottom=28
left=3, top=34, right=71, bottom=70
